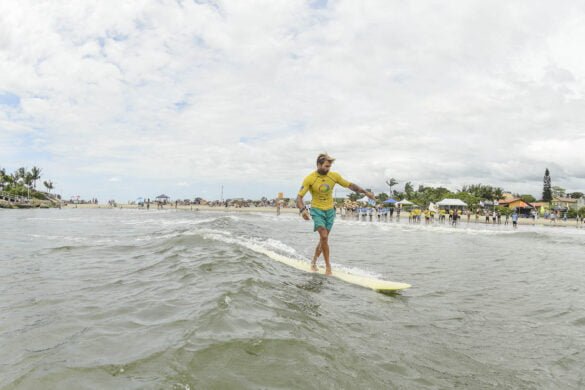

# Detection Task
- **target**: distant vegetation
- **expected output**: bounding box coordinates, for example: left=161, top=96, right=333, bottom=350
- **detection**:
left=0, top=166, right=58, bottom=200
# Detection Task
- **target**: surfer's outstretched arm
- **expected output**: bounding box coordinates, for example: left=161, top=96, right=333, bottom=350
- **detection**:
left=348, top=183, right=375, bottom=200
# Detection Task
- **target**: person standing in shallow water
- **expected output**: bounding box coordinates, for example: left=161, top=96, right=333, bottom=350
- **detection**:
left=296, top=153, right=375, bottom=275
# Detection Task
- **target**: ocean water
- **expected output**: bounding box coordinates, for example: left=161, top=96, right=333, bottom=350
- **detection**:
left=1, top=208, right=584, bottom=389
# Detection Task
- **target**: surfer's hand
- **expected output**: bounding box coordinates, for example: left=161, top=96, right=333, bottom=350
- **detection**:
left=301, top=210, right=310, bottom=220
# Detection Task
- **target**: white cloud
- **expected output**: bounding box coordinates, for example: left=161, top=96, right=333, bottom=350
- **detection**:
left=1, top=0, right=585, bottom=200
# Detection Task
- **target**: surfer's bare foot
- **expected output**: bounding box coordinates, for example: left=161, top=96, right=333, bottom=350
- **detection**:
left=325, top=267, right=332, bottom=276
left=310, top=261, right=318, bottom=272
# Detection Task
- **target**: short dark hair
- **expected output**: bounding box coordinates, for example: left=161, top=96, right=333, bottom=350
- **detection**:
left=316, top=153, right=335, bottom=165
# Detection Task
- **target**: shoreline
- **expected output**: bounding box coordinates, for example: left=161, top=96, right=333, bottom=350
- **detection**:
left=45, top=203, right=585, bottom=229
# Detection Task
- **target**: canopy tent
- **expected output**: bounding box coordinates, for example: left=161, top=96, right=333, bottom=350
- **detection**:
left=383, top=198, right=397, bottom=204
left=358, top=196, right=376, bottom=205
left=155, top=194, right=170, bottom=200
left=437, top=198, right=468, bottom=207
left=396, top=200, right=414, bottom=205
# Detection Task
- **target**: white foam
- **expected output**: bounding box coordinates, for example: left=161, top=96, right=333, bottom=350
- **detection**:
left=199, top=231, right=383, bottom=279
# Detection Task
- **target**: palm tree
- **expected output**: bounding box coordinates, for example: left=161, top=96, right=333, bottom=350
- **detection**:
left=43, top=180, right=54, bottom=193
left=30, top=166, right=42, bottom=189
left=15, top=167, right=26, bottom=180
left=385, top=178, right=398, bottom=197
left=24, top=172, right=34, bottom=188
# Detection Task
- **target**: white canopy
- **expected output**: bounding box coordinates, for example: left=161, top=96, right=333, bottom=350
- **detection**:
left=396, top=200, right=414, bottom=205
left=357, top=196, right=370, bottom=203
left=437, top=198, right=468, bottom=207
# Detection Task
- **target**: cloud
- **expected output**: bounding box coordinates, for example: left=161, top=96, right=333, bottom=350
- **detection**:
left=1, top=0, right=585, bottom=200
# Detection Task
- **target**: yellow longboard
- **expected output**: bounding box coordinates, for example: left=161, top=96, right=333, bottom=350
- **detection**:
left=246, top=243, right=411, bottom=293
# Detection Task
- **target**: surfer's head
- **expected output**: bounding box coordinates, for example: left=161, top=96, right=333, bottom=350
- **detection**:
left=316, top=153, right=335, bottom=175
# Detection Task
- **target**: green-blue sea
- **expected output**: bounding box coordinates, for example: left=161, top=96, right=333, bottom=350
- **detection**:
left=1, top=208, right=584, bottom=389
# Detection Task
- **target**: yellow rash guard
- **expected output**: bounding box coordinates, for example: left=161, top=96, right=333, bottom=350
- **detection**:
left=298, top=171, right=351, bottom=210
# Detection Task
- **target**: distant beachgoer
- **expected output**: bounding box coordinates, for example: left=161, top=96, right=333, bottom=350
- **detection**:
left=512, top=211, right=518, bottom=229
left=276, top=202, right=281, bottom=216
left=492, top=211, right=497, bottom=224
left=452, top=209, right=458, bottom=226
left=505, top=213, right=509, bottom=225
left=485, top=211, right=490, bottom=223
left=297, top=153, right=374, bottom=275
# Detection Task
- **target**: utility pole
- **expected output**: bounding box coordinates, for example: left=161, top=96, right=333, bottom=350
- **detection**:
left=220, top=185, right=223, bottom=202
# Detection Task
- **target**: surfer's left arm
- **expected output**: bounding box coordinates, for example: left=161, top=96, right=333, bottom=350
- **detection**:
left=334, top=172, right=375, bottom=201
left=348, top=183, right=375, bottom=200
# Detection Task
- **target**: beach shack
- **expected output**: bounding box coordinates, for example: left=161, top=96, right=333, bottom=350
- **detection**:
left=155, top=194, right=170, bottom=204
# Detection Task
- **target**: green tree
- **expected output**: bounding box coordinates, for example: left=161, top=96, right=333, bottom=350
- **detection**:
left=43, top=180, right=54, bottom=193
left=552, top=186, right=565, bottom=198
left=385, top=178, right=398, bottom=196
left=376, top=192, right=389, bottom=202
left=568, top=192, right=584, bottom=199
left=404, top=182, right=414, bottom=199
left=30, top=166, right=42, bottom=189
left=520, top=194, right=536, bottom=203
left=453, top=191, right=480, bottom=209
left=461, top=184, right=504, bottom=200
left=347, top=192, right=361, bottom=202
left=542, top=168, right=552, bottom=202
left=15, top=167, right=26, bottom=180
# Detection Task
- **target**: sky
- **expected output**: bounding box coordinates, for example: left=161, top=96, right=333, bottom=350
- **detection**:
left=1, top=0, right=585, bottom=202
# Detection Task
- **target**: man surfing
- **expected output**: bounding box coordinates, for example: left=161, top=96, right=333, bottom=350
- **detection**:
left=296, top=153, right=376, bottom=275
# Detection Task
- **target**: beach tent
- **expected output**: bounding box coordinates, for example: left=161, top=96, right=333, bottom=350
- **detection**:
left=437, top=198, right=468, bottom=207
left=357, top=196, right=369, bottom=203
left=155, top=194, right=170, bottom=203
left=437, top=199, right=467, bottom=212
left=396, top=200, right=414, bottom=205
left=383, top=198, right=397, bottom=204
left=358, top=196, right=376, bottom=206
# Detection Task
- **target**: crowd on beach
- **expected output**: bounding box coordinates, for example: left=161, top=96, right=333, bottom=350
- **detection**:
left=335, top=205, right=585, bottom=229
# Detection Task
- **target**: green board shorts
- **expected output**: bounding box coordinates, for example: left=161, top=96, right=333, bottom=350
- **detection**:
left=310, top=207, right=336, bottom=231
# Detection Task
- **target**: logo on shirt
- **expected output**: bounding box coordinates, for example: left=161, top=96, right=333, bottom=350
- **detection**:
left=319, top=183, right=331, bottom=193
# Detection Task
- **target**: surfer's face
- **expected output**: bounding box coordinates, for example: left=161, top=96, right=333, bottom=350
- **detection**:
left=317, top=161, right=332, bottom=175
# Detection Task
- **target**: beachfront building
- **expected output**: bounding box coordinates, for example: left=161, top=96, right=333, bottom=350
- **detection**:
left=552, top=196, right=579, bottom=211
left=529, top=201, right=549, bottom=216
left=497, top=198, right=535, bottom=215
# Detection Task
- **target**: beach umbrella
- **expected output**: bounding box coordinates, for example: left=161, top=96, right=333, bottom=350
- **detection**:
left=384, top=198, right=397, bottom=204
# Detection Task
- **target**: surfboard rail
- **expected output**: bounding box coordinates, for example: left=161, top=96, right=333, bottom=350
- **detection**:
left=249, top=243, right=411, bottom=293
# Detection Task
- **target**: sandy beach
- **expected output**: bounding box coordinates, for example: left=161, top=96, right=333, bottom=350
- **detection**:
left=60, top=203, right=585, bottom=229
